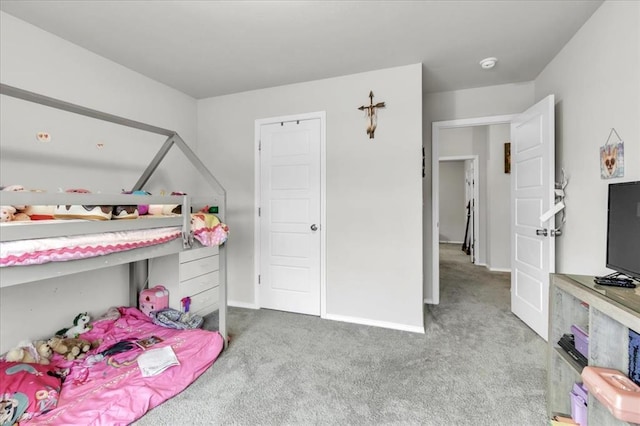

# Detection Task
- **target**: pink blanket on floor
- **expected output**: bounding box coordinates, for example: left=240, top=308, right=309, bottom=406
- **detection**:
left=26, top=307, right=224, bottom=425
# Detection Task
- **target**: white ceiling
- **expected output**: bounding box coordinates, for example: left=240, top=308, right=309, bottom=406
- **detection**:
left=0, top=0, right=603, bottom=99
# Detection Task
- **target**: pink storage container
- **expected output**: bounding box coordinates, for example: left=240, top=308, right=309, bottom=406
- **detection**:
left=581, top=366, right=640, bottom=424
left=139, top=285, right=169, bottom=317
left=571, top=324, right=589, bottom=358
left=570, top=382, right=588, bottom=426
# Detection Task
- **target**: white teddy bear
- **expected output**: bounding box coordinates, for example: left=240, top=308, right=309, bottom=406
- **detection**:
left=0, top=205, right=16, bottom=222
left=1, top=185, right=32, bottom=221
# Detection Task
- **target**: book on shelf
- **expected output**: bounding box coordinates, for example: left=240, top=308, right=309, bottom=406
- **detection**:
left=557, top=334, right=588, bottom=368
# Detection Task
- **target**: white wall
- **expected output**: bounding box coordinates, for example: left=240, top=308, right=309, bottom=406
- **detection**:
left=439, top=161, right=466, bottom=243
left=486, top=124, right=511, bottom=271
left=534, top=0, right=640, bottom=276
left=471, top=127, right=488, bottom=266
left=423, top=83, right=535, bottom=301
left=439, top=127, right=475, bottom=156
left=0, top=12, right=198, bottom=353
left=198, top=64, right=424, bottom=331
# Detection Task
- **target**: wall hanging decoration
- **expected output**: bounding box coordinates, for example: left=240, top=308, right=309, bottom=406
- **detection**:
left=358, top=91, right=385, bottom=139
left=600, top=128, right=624, bottom=179
left=504, top=142, right=511, bottom=174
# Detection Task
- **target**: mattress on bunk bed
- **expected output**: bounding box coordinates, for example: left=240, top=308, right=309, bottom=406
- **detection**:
left=0, top=213, right=229, bottom=268
left=25, top=307, right=224, bottom=425
left=0, top=226, right=182, bottom=267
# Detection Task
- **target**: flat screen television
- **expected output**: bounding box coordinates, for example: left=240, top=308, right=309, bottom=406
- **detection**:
left=606, top=181, right=640, bottom=281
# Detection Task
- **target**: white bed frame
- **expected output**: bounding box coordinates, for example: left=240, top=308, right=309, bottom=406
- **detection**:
left=0, top=83, right=227, bottom=344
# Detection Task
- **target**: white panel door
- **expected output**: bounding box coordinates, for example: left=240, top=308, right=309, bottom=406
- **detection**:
left=260, top=119, right=321, bottom=315
left=511, top=95, right=555, bottom=341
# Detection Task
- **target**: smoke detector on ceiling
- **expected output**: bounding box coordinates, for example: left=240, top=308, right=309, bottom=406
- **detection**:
left=479, top=57, right=497, bottom=69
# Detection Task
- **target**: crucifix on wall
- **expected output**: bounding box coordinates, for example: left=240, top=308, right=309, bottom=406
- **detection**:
left=358, top=91, right=385, bottom=139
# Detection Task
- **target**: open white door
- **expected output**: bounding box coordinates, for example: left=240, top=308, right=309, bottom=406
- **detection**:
left=510, top=95, right=555, bottom=341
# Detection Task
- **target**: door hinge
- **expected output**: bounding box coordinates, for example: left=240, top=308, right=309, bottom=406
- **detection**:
left=258, top=275, right=261, bottom=284
left=258, top=140, right=261, bottom=151
left=258, top=207, right=261, bottom=217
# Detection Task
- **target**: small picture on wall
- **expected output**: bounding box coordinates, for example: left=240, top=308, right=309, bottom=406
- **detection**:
left=600, top=141, right=624, bottom=179
left=504, top=142, right=511, bottom=174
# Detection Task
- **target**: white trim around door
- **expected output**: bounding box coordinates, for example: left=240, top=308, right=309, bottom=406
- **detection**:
left=254, top=111, right=327, bottom=317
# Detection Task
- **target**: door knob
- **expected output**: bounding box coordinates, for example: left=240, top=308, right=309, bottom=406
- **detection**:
left=536, top=228, right=548, bottom=237
left=310, top=224, right=318, bottom=231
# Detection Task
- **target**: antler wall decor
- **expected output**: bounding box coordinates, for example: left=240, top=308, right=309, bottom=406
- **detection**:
left=358, top=91, right=385, bottom=139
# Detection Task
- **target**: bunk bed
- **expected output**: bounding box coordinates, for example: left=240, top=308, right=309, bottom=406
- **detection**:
left=0, top=84, right=228, bottom=425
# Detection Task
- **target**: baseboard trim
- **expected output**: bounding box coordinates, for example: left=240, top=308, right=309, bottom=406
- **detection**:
left=228, top=300, right=259, bottom=309
left=424, top=297, right=437, bottom=305
left=439, top=240, right=463, bottom=244
left=488, top=266, right=511, bottom=273
left=324, top=313, right=424, bottom=334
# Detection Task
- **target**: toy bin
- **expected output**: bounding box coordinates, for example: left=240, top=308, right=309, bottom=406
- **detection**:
left=581, top=366, right=640, bottom=424
left=571, top=324, right=589, bottom=358
left=139, top=285, right=169, bottom=317
left=570, top=382, right=588, bottom=426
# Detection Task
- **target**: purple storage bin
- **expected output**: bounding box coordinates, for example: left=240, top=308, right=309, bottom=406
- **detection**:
left=570, top=382, right=588, bottom=426
left=571, top=324, right=589, bottom=358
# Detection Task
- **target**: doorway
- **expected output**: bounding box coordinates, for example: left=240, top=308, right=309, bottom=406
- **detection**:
left=439, top=156, right=479, bottom=264
left=254, top=112, right=327, bottom=317
left=429, top=96, right=556, bottom=340
left=430, top=115, right=515, bottom=305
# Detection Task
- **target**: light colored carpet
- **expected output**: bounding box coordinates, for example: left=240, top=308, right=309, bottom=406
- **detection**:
left=134, top=243, right=547, bottom=425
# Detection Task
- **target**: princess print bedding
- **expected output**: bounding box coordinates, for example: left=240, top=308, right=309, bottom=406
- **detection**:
left=21, top=307, right=224, bottom=425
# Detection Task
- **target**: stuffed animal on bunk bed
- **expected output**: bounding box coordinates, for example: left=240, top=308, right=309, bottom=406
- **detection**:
left=56, top=313, right=92, bottom=338
left=0, top=205, right=17, bottom=222
left=121, top=189, right=151, bottom=215
left=53, top=188, right=115, bottom=221
left=147, top=190, right=186, bottom=216
left=0, top=184, right=31, bottom=222
left=1, top=184, right=57, bottom=221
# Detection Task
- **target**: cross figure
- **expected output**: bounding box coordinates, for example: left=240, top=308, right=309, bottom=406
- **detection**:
left=358, top=91, right=386, bottom=139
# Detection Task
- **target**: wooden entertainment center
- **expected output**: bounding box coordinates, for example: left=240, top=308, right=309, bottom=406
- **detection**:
left=548, top=274, right=640, bottom=425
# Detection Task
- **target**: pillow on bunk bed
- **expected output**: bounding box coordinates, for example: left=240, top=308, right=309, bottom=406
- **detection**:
left=191, top=213, right=229, bottom=247
left=0, top=361, right=62, bottom=425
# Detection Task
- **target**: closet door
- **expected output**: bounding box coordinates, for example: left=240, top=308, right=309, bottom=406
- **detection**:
left=259, top=118, right=321, bottom=316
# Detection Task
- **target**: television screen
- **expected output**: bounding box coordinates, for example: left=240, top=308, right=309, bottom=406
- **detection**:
left=606, top=181, right=640, bottom=280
